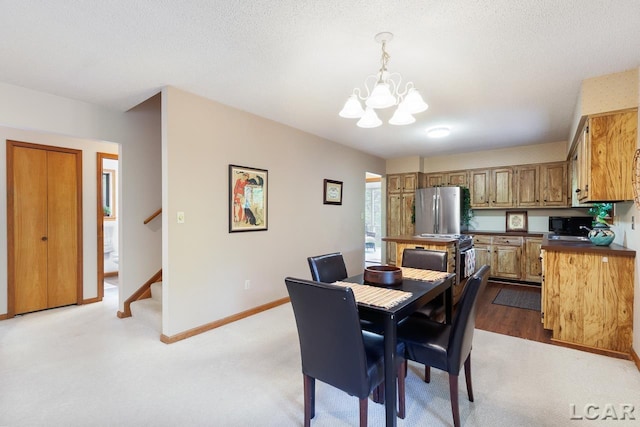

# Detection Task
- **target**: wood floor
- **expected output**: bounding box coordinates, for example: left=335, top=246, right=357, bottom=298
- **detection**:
left=475, top=281, right=552, bottom=344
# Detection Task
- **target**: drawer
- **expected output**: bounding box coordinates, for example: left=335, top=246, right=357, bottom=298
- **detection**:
left=493, top=236, right=523, bottom=246
left=472, top=235, right=492, bottom=245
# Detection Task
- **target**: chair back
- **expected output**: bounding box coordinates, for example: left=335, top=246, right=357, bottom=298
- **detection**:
left=307, top=252, right=348, bottom=283
left=285, top=277, right=372, bottom=398
left=402, top=248, right=448, bottom=272
left=447, top=265, right=490, bottom=374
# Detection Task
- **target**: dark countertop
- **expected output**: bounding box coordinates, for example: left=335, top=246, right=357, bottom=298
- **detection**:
left=467, top=230, right=545, bottom=237
left=382, top=235, right=457, bottom=244
left=541, top=236, right=635, bottom=256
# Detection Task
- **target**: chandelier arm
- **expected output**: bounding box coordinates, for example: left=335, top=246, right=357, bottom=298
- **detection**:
left=360, top=75, right=379, bottom=99
left=396, top=81, right=415, bottom=101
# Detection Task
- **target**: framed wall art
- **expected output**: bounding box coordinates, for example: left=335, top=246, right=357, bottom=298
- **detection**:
left=323, top=179, right=343, bottom=205
left=506, top=211, right=528, bottom=232
left=229, top=164, right=268, bottom=232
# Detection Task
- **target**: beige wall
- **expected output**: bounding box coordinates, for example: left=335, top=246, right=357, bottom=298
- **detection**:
left=422, top=140, right=568, bottom=172
left=0, top=82, right=162, bottom=316
left=386, top=156, right=422, bottom=174
left=161, top=87, right=385, bottom=336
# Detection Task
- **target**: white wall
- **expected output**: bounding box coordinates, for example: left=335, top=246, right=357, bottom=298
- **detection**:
left=162, top=87, right=385, bottom=336
left=0, top=82, right=161, bottom=315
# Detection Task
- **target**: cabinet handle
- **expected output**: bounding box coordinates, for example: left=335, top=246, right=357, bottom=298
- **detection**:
left=41, top=236, right=48, bottom=241
left=575, top=189, right=581, bottom=193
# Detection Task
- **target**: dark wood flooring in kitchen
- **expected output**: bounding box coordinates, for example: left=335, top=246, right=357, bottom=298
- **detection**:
left=475, top=281, right=552, bottom=344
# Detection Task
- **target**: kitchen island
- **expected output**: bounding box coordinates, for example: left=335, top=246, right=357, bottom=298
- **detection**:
left=541, top=236, right=635, bottom=357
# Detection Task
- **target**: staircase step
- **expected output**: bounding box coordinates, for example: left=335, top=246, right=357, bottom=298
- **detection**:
left=130, top=298, right=162, bottom=333
left=150, top=281, right=162, bottom=302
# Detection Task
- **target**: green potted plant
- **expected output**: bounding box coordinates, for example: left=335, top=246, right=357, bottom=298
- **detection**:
left=586, top=202, right=615, bottom=245
left=461, top=187, right=473, bottom=231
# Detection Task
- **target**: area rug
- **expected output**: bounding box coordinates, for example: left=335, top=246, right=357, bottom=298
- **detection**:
left=492, top=288, right=541, bottom=311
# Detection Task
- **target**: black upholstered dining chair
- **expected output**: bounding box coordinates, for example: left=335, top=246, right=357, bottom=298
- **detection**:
left=401, top=248, right=448, bottom=320
left=285, top=277, right=406, bottom=427
left=307, top=252, right=383, bottom=334
left=396, top=265, right=489, bottom=427
left=307, top=252, right=348, bottom=284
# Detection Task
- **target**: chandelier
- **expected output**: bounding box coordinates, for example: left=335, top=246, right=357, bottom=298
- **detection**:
left=339, top=32, right=428, bottom=128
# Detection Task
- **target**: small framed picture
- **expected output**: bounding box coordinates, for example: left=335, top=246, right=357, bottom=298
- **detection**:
left=506, top=211, right=528, bottom=232
left=323, top=179, right=343, bottom=205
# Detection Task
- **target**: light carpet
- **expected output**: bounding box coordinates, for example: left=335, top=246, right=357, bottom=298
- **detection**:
left=1, top=286, right=639, bottom=426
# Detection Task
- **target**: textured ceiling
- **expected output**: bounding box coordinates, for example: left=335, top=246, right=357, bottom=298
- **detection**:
left=1, top=1, right=640, bottom=159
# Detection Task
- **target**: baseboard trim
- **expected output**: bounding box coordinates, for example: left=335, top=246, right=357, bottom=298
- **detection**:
left=82, top=297, right=102, bottom=304
left=631, top=348, right=640, bottom=371
left=550, top=338, right=631, bottom=360
left=160, top=297, right=290, bottom=344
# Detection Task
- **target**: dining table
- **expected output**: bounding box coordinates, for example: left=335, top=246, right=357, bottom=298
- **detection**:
left=343, top=269, right=455, bottom=427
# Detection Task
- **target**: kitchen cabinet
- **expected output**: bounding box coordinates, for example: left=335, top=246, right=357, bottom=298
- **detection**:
left=523, top=237, right=542, bottom=283
left=470, top=167, right=514, bottom=208
left=386, top=172, right=422, bottom=264
left=573, top=109, right=637, bottom=203
left=424, top=170, right=468, bottom=188
left=542, top=247, right=634, bottom=355
left=515, top=165, right=540, bottom=208
left=491, top=235, right=522, bottom=280
left=472, top=235, right=492, bottom=274
left=540, top=162, right=569, bottom=207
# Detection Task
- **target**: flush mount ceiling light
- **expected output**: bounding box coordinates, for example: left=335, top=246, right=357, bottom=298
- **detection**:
left=339, top=32, right=429, bottom=128
left=426, top=127, right=451, bottom=138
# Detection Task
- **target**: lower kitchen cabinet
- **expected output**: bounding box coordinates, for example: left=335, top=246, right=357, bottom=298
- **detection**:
left=491, top=236, right=522, bottom=280
left=523, top=237, right=543, bottom=283
left=471, top=234, right=542, bottom=284
left=542, top=249, right=634, bottom=355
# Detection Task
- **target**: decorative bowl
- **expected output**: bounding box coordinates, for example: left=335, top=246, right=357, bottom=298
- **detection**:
left=588, top=223, right=615, bottom=246
left=364, top=265, right=403, bottom=286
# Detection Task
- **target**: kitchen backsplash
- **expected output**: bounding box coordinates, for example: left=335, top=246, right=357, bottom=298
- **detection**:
left=468, top=208, right=590, bottom=233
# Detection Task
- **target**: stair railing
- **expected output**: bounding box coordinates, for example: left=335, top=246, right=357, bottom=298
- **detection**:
left=117, top=269, right=162, bottom=318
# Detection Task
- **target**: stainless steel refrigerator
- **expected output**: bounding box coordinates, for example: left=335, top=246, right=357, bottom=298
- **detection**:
left=415, top=186, right=462, bottom=235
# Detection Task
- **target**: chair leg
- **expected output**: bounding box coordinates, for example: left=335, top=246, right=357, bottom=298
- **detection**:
left=397, top=360, right=406, bottom=419
left=359, top=397, right=368, bottom=427
left=464, top=354, right=474, bottom=402
left=448, top=374, right=461, bottom=427
left=424, top=365, right=431, bottom=383
left=304, top=374, right=315, bottom=427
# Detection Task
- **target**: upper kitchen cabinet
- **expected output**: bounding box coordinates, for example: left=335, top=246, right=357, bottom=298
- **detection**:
left=540, top=162, right=569, bottom=207
left=470, top=167, right=514, bottom=208
left=573, top=109, right=638, bottom=203
left=515, top=165, right=540, bottom=208
left=386, top=172, right=423, bottom=264
left=423, top=170, right=468, bottom=188
left=388, top=173, right=418, bottom=194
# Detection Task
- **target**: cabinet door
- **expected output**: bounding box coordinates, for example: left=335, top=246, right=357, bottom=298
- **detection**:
left=447, top=171, right=468, bottom=187
left=588, top=110, right=637, bottom=201
left=516, top=165, right=540, bottom=207
left=491, top=167, right=514, bottom=207
left=523, top=238, right=542, bottom=283
left=541, top=162, right=568, bottom=207
left=425, top=173, right=445, bottom=187
left=400, top=193, right=415, bottom=236
left=387, top=174, right=402, bottom=194
left=473, top=243, right=492, bottom=274
left=469, top=169, right=490, bottom=208
left=402, top=173, right=417, bottom=192
left=491, top=244, right=521, bottom=279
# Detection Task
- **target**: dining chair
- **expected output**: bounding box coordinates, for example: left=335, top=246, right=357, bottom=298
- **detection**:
left=307, top=252, right=383, bottom=334
left=307, top=252, right=348, bottom=284
left=396, top=265, right=489, bottom=427
left=285, top=277, right=406, bottom=427
left=401, top=248, right=448, bottom=320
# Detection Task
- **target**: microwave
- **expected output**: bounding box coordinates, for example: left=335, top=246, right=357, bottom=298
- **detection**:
left=548, top=216, right=593, bottom=236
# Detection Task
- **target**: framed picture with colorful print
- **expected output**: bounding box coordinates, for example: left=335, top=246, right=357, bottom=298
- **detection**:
left=229, top=164, right=268, bottom=232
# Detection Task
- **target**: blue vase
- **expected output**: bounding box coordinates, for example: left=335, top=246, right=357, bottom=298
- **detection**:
left=588, top=223, right=615, bottom=246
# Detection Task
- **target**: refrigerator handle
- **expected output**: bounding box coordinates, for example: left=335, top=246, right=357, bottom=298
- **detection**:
left=433, top=194, right=439, bottom=233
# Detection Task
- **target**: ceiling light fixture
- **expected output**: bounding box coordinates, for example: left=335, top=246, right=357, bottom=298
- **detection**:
left=339, top=32, right=429, bottom=128
left=426, top=127, right=451, bottom=138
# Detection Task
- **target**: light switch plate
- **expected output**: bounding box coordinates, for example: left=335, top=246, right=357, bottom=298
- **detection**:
left=177, top=211, right=185, bottom=223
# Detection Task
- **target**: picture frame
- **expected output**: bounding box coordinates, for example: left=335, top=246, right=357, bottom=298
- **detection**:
left=506, top=211, right=528, bottom=232
left=229, top=164, right=268, bottom=232
left=323, top=179, right=343, bottom=205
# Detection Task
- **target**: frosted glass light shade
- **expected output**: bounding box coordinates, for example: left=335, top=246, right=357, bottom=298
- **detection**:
left=339, top=95, right=365, bottom=118
left=403, top=88, right=428, bottom=114
left=388, top=108, right=415, bottom=125
left=365, top=82, right=396, bottom=109
left=357, top=107, right=382, bottom=128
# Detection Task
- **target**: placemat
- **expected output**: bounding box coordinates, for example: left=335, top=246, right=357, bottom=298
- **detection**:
left=400, top=267, right=450, bottom=282
left=333, top=282, right=412, bottom=309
